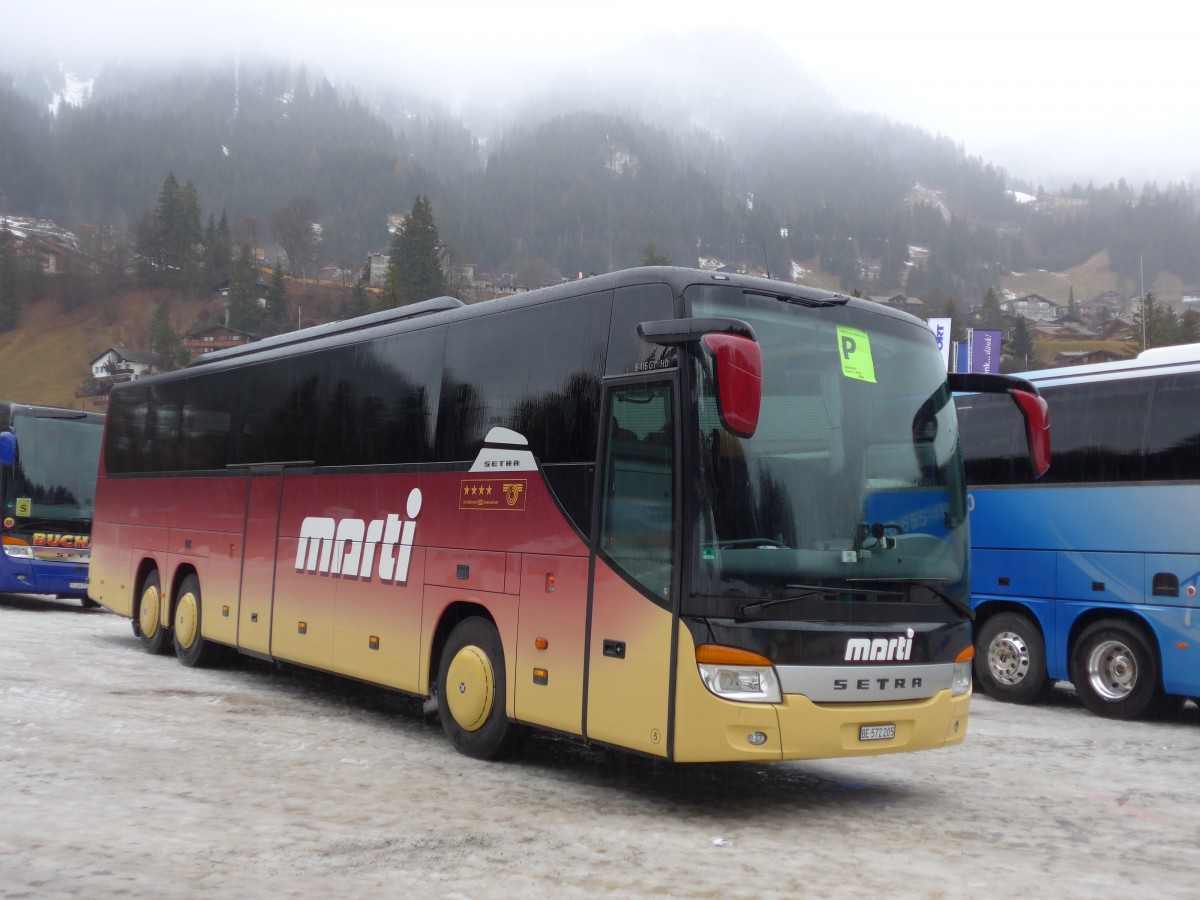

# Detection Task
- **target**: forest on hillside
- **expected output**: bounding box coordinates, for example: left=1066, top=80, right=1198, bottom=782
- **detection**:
left=2, top=56, right=1199, bottom=307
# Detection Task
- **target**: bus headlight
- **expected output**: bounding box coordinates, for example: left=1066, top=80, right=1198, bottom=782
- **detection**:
left=696, top=644, right=782, bottom=703
left=2, top=542, right=33, bottom=559
left=952, top=646, right=974, bottom=696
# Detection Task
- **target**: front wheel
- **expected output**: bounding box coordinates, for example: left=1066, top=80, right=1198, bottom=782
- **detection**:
left=135, top=570, right=172, bottom=655
left=437, top=617, right=524, bottom=760
left=172, top=574, right=224, bottom=668
left=1070, top=619, right=1163, bottom=720
left=974, top=612, right=1051, bottom=703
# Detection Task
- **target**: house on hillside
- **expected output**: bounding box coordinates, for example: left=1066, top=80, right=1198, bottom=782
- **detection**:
left=90, top=348, right=161, bottom=383
left=1001, top=293, right=1061, bottom=321
left=880, top=294, right=924, bottom=316
left=1055, top=348, right=1125, bottom=366
left=183, top=323, right=256, bottom=357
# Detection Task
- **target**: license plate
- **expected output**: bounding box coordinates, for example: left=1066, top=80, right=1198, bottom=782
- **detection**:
left=69, top=582, right=89, bottom=590
left=860, top=724, right=896, bottom=742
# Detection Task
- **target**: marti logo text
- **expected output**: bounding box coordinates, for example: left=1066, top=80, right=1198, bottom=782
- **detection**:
left=295, top=488, right=422, bottom=584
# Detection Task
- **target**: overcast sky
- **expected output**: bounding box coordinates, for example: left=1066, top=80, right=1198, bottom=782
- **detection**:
left=4, top=0, right=1195, bottom=188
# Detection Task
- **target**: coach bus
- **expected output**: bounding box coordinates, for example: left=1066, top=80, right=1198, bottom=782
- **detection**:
left=88, top=266, right=1048, bottom=761
left=0, top=402, right=104, bottom=603
left=957, top=343, right=1200, bottom=719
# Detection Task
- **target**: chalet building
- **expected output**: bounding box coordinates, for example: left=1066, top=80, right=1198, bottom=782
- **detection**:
left=879, top=294, right=924, bottom=316
left=1055, top=348, right=1125, bottom=366
left=90, top=347, right=161, bottom=383
left=1000, top=294, right=1061, bottom=321
left=183, top=323, right=256, bottom=357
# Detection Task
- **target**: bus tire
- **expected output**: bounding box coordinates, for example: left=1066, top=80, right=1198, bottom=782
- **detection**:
left=172, top=574, right=223, bottom=668
left=437, top=617, right=524, bottom=760
left=135, top=570, right=172, bottom=655
left=1070, top=619, right=1163, bottom=720
left=974, top=612, right=1051, bottom=704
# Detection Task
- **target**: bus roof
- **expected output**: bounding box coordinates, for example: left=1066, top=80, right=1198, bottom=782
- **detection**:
left=175, top=266, right=889, bottom=379
left=1015, top=342, right=1200, bottom=388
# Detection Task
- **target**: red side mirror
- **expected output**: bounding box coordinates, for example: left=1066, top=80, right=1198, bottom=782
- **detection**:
left=703, top=333, right=762, bottom=439
left=1009, top=389, right=1051, bottom=478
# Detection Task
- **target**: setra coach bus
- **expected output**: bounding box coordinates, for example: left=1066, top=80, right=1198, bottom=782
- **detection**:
left=957, top=344, right=1200, bottom=719
left=88, top=267, right=1048, bottom=761
left=0, top=401, right=104, bottom=603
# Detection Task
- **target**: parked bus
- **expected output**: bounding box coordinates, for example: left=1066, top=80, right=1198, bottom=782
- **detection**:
left=88, top=267, right=1047, bottom=761
left=957, top=343, right=1200, bottom=719
left=0, top=402, right=104, bottom=603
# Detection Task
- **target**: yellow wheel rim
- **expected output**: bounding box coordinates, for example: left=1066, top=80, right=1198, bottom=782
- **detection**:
left=175, top=589, right=199, bottom=650
left=138, top=584, right=160, bottom=638
left=445, top=644, right=494, bottom=732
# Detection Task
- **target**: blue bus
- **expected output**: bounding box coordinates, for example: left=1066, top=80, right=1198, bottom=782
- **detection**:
left=956, top=344, right=1200, bottom=718
left=0, top=402, right=104, bottom=604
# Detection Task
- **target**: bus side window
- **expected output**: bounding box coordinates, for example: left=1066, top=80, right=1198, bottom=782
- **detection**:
left=600, top=384, right=674, bottom=600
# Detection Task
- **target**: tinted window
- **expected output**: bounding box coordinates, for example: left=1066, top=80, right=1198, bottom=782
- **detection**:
left=606, top=283, right=676, bottom=375
left=957, top=392, right=1031, bottom=485
left=180, top=371, right=236, bottom=471
left=436, top=293, right=609, bottom=464
left=1040, top=379, right=1148, bottom=483
left=1146, top=372, right=1200, bottom=480
left=230, top=356, right=322, bottom=466
left=317, top=327, right=445, bottom=466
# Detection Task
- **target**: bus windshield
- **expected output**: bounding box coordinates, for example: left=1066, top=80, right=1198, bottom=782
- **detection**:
left=5, top=412, right=103, bottom=523
left=686, top=285, right=966, bottom=604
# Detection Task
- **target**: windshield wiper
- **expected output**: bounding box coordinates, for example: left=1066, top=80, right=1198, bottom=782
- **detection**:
left=847, top=578, right=974, bottom=620
left=739, top=583, right=904, bottom=617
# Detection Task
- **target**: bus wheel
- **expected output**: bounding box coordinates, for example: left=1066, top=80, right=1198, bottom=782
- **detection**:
left=1070, top=619, right=1163, bottom=720
left=437, top=617, right=524, bottom=760
left=172, top=574, right=222, bottom=668
left=974, top=612, right=1051, bottom=704
left=135, top=570, right=172, bottom=655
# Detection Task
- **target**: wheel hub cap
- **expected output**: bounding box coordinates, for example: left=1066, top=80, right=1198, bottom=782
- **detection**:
left=175, top=590, right=199, bottom=649
left=139, top=586, right=160, bottom=638
left=988, top=631, right=1031, bottom=685
left=1087, top=639, right=1137, bottom=700
left=445, top=645, right=494, bottom=732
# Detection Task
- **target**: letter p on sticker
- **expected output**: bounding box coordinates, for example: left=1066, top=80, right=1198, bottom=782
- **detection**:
left=841, top=335, right=857, bottom=359
left=835, top=326, right=877, bottom=383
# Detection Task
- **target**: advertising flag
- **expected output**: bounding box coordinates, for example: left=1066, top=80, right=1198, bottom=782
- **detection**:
left=970, top=329, right=1003, bottom=374
left=928, top=318, right=951, bottom=369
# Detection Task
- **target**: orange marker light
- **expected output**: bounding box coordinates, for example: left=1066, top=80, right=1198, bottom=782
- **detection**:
left=695, top=644, right=773, bottom=666
left=545, top=573, right=556, bottom=593
left=535, top=637, right=548, bottom=650
left=956, top=646, right=976, bottom=663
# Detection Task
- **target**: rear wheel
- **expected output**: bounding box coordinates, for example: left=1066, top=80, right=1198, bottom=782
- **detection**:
left=1070, top=619, right=1163, bottom=720
left=437, top=617, right=524, bottom=760
left=135, top=570, right=171, bottom=655
left=172, top=574, right=223, bottom=668
left=974, top=612, right=1051, bottom=703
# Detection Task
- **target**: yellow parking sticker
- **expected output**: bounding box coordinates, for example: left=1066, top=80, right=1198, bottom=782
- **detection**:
left=836, top=326, right=876, bottom=383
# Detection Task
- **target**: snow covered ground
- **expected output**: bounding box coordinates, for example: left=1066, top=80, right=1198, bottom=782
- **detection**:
left=2, top=593, right=1198, bottom=898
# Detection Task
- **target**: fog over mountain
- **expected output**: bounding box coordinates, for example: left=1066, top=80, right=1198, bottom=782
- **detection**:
left=3, top=0, right=1195, bottom=190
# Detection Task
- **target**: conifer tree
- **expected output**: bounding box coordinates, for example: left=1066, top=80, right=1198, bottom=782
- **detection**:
left=977, top=286, right=1005, bottom=330
left=383, top=195, right=445, bottom=308
left=227, top=243, right=261, bottom=333
left=149, top=298, right=186, bottom=369
left=641, top=241, right=670, bottom=266
left=1008, top=316, right=1035, bottom=369
left=263, top=261, right=290, bottom=335
left=0, top=225, right=21, bottom=332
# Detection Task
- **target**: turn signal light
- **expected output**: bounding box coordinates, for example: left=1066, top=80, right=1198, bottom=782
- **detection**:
left=955, top=645, right=976, bottom=663
left=695, top=644, right=773, bottom=666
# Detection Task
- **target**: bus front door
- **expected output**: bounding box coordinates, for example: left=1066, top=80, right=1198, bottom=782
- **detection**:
left=585, top=380, right=678, bottom=758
